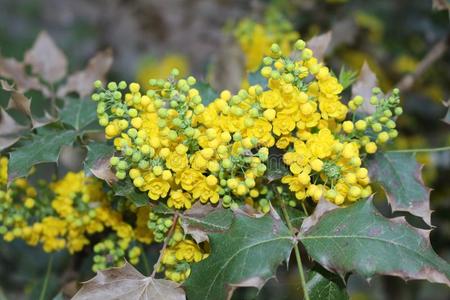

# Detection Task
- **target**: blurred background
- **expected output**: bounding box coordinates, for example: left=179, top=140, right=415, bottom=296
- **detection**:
left=0, top=0, right=449, bottom=299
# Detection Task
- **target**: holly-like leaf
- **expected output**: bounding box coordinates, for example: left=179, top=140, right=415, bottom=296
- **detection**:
left=57, top=49, right=113, bottom=98
left=184, top=211, right=294, bottom=300
left=307, top=31, right=332, bottom=62
left=84, top=142, right=116, bottom=184
left=247, top=69, right=267, bottom=90
left=195, top=82, right=218, bottom=106
left=0, top=108, right=29, bottom=151
left=352, top=62, right=377, bottom=115
left=300, top=198, right=450, bottom=286
left=443, top=100, right=450, bottom=124
left=73, top=262, right=185, bottom=300
left=7, top=128, right=77, bottom=182
left=60, top=98, right=98, bottom=131
left=306, top=268, right=348, bottom=300
left=3, top=86, right=56, bottom=129
left=0, top=56, right=46, bottom=94
left=367, top=152, right=432, bottom=225
left=114, top=179, right=149, bottom=207
left=24, top=31, right=67, bottom=83
left=181, top=203, right=233, bottom=243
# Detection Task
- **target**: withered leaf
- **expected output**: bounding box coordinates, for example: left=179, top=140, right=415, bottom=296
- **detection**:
left=58, top=49, right=113, bottom=97
left=24, top=31, right=68, bottom=83
left=0, top=108, right=28, bottom=151
left=352, top=61, right=378, bottom=115
left=307, top=31, right=332, bottom=62
left=0, top=56, right=46, bottom=94
left=72, top=262, right=186, bottom=300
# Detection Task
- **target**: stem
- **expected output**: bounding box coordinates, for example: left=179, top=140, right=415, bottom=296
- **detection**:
left=301, top=202, right=309, bottom=216
left=142, top=249, right=151, bottom=276
left=39, top=255, right=53, bottom=300
left=151, top=214, right=179, bottom=278
left=387, top=146, right=450, bottom=153
left=280, top=202, right=310, bottom=300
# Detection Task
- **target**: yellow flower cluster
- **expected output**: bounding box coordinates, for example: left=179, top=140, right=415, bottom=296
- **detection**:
left=233, top=9, right=299, bottom=71
left=0, top=159, right=152, bottom=271
left=93, top=72, right=269, bottom=210
left=160, top=238, right=208, bottom=282
left=93, top=38, right=401, bottom=211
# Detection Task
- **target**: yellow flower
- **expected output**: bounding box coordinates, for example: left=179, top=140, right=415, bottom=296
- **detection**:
left=176, top=169, right=204, bottom=191
left=166, top=152, right=189, bottom=173
left=168, top=190, right=192, bottom=209
left=259, top=90, right=282, bottom=109
left=174, top=240, right=204, bottom=263
left=146, top=178, right=171, bottom=200
left=272, top=115, right=296, bottom=136
left=192, top=181, right=219, bottom=204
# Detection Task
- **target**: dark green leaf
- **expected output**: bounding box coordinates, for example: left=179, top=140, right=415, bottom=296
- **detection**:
left=248, top=69, right=267, bottom=89
left=84, top=142, right=116, bottom=184
left=60, top=98, right=97, bottom=131
left=184, top=212, right=294, bottom=300
left=8, top=128, right=77, bottom=182
left=306, top=268, right=348, bottom=300
left=195, top=82, right=218, bottom=106
left=181, top=203, right=233, bottom=243
left=367, top=152, right=431, bottom=225
left=113, top=179, right=149, bottom=207
left=300, top=198, right=450, bottom=286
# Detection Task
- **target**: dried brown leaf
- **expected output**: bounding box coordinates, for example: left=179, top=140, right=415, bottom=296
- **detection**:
left=7, top=91, right=32, bottom=116
left=0, top=56, right=46, bottom=94
left=433, top=0, right=450, bottom=11
left=352, top=61, right=378, bottom=115
left=300, top=198, right=339, bottom=234
left=57, top=49, right=113, bottom=97
left=72, top=262, right=185, bottom=300
left=0, top=108, right=28, bottom=151
left=307, top=31, right=332, bottom=62
left=24, top=31, right=68, bottom=83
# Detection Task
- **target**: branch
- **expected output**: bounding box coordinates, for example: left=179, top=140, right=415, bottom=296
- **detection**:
left=396, top=36, right=448, bottom=92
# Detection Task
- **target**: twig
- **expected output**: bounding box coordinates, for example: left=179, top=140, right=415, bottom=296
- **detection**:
left=39, top=255, right=53, bottom=300
left=396, top=36, right=448, bottom=92
left=388, top=145, right=450, bottom=153
left=280, top=201, right=310, bottom=300
left=151, top=214, right=179, bottom=278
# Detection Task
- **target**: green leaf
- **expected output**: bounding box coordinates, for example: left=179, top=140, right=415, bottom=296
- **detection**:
left=367, top=152, right=431, bottom=225
left=7, top=128, right=77, bottom=182
left=184, top=212, right=294, bottom=300
left=338, top=66, right=357, bottom=91
left=443, top=101, right=450, bottom=124
left=248, top=69, right=267, bottom=89
left=195, top=82, right=218, bottom=106
left=300, top=198, right=450, bottom=286
left=181, top=203, right=234, bottom=243
left=60, top=98, right=97, bottom=131
left=84, top=142, right=116, bottom=184
left=113, top=179, right=149, bottom=207
left=306, top=268, right=348, bottom=300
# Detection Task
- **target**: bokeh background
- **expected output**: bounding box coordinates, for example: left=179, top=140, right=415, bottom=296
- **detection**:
left=0, top=0, right=449, bottom=299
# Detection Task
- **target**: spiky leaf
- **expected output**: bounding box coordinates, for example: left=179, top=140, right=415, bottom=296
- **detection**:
left=367, top=152, right=431, bottom=225
left=184, top=212, right=294, bottom=300
left=7, top=127, right=77, bottom=182
left=114, top=179, right=149, bottom=207
left=60, top=98, right=98, bottom=131
left=84, top=142, right=116, bottom=184
left=306, top=268, right=348, bottom=300
left=300, top=198, right=450, bottom=286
